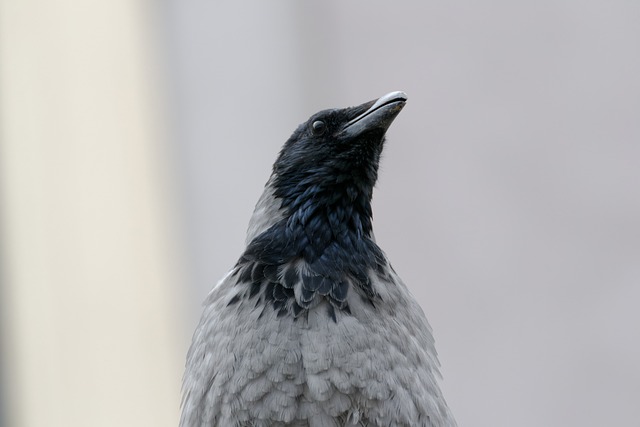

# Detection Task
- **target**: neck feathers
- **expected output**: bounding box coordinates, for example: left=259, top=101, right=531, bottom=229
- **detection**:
left=233, top=178, right=387, bottom=319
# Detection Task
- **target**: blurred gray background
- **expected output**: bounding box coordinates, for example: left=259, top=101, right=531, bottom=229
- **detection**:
left=163, top=2, right=640, bottom=426
left=1, top=1, right=638, bottom=426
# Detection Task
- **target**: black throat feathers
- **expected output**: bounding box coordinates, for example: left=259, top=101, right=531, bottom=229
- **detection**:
left=226, top=92, right=407, bottom=321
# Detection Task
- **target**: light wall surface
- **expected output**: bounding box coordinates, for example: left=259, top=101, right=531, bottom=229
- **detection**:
left=1, top=1, right=638, bottom=427
left=163, top=2, right=640, bottom=427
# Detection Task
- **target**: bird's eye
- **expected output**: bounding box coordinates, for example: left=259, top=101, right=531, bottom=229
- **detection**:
left=311, top=120, right=326, bottom=135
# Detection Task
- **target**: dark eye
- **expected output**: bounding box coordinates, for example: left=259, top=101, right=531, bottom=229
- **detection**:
left=311, top=120, right=326, bottom=135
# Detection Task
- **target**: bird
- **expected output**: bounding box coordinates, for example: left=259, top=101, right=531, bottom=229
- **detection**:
left=180, top=91, right=457, bottom=427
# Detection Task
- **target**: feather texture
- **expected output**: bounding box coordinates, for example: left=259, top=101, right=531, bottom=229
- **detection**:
left=181, top=264, right=455, bottom=426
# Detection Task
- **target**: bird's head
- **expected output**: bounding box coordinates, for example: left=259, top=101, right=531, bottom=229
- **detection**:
left=271, top=91, right=407, bottom=226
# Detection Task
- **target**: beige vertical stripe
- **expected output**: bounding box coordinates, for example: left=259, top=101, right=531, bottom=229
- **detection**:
left=0, top=1, right=184, bottom=426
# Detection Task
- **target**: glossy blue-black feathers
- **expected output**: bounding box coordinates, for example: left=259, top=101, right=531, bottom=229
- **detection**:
left=230, top=102, right=397, bottom=320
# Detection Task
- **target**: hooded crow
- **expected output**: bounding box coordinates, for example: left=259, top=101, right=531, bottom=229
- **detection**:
left=180, top=91, right=457, bottom=427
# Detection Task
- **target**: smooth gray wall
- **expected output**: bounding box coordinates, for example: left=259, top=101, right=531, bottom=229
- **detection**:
left=162, top=2, right=640, bottom=426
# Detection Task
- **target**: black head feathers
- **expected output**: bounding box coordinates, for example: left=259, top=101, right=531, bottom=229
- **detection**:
left=232, top=91, right=407, bottom=319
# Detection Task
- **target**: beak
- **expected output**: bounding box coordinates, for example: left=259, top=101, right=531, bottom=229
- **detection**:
left=341, top=91, right=407, bottom=138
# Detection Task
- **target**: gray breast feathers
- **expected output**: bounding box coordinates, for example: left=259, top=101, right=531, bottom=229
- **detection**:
left=180, top=266, right=456, bottom=427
